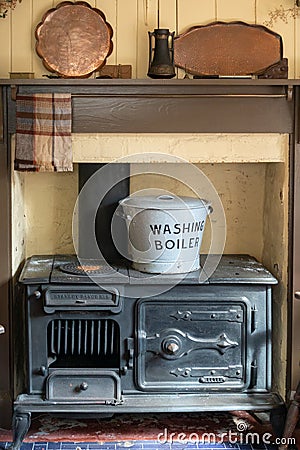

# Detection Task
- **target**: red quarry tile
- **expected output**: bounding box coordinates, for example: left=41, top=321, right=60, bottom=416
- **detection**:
left=0, top=412, right=276, bottom=444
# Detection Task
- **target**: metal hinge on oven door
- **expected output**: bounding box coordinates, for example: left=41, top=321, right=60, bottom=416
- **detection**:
left=250, top=360, right=258, bottom=387
left=251, top=305, right=258, bottom=332
left=124, top=338, right=134, bottom=371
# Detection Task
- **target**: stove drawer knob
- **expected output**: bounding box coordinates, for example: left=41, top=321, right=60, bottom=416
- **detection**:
left=80, top=382, right=89, bottom=391
left=166, top=342, right=180, bottom=354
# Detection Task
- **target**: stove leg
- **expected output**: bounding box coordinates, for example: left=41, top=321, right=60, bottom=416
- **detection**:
left=250, top=407, right=287, bottom=439
left=10, top=412, right=31, bottom=450
left=270, top=404, right=287, bottom=438
left=248, top=411, right=272, bottom=425
left=278, top=383, right=300, bottom=450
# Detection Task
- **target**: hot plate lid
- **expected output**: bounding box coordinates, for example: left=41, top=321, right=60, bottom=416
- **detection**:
left=59, top=260, right=113, bottom=276
left=17, top=254, right=129, bottom=284
left=50, top=255, right=129, bottom=284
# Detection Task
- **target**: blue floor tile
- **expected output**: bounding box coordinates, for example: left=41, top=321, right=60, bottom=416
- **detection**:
left=0, top=443, right=281, bottom=450
left=32, top=444, right=48, bottom=450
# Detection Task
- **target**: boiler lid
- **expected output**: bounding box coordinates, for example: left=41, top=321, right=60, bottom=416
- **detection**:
left=119, top=194, right=211, bottom=210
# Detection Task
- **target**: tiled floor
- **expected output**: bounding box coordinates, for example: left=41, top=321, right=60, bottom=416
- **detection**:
left=0, top=412, right=295, bottom=449
left=0, top=442, right=281, bottom=450
left=0, top=412, right=271, bottom=442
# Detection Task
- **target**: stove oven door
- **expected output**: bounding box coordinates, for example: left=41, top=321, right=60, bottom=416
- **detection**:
left=136, top=295, right=251, bottom=391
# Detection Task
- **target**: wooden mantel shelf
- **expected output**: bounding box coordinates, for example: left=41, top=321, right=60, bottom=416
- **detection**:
left=1, top=78, right=300, bottom=86
left=1, top=78, right=297, bottom=134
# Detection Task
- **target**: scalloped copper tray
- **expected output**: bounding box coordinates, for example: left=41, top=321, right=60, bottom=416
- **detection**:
left=35, top=1, right=113, bottom=78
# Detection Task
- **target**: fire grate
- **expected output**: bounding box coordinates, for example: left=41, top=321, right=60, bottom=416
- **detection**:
left=47, top=319, right=120, bottom=368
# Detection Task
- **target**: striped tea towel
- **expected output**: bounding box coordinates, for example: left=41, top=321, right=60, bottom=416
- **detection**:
left=15, top=93, right=72, bottom=172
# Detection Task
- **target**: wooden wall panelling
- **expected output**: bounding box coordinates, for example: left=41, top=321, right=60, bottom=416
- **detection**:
left=11, top=0, right=33, bottom=73
left=137, top=0, right=159, bottom=78
left=216, top=0, right=256, bottom=22
left=116, top=0, right=138, bottom=78
left=0, top=14, right=11, bottom=77
left=138, top=0, right=158, bottom=78
left=158, top=0, right=178, bottom=78
left=177, top=0, right=215, bottom=33
left=52, top=0, right=94, bottom=4
left=96, top=0, right=117, bottom=66
left=32, top=0, right=54, bottom=78
left=0, top=0, right=298, bottom=79
left=159, top=0, right=177, bottom=31
left=158, top=0, right=177, bottom=78
left=295, top=6, right=300, bottom=78
left=256, top=0, right=296, bottom=78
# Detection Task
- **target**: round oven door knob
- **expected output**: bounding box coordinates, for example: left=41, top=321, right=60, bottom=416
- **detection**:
left=80, top=382, right=89, bottom=391
left=166, top=342, right=180, bottom=354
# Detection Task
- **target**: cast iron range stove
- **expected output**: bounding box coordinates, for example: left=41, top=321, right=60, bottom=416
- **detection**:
left=12, top=253, right=284, bottom=449
left=11, top=164, right=285, bottom=448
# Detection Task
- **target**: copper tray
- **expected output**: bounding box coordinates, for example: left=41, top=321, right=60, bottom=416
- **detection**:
left=174, top=21, right=285, bottom=77
left=35, top=1, right=113, bottom=78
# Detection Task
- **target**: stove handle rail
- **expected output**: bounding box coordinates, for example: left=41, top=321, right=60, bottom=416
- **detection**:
left=70, top=91, right=291, bottom=100
left=140, top=328, right=239, bottom=360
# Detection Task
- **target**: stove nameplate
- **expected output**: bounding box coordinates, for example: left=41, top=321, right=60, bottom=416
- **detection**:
left=43, top=286, right=122, bottom=313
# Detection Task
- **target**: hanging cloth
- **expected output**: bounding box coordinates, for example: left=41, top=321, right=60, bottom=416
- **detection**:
left=15, top=93, right=72, bottom=172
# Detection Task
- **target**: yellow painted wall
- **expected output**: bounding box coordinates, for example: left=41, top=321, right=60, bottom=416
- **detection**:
left=14, top=134, right=289, bottom=263
left=0, top=0, right=299, bottom=78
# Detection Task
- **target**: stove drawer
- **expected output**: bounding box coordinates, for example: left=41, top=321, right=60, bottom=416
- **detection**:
left=137, top=298, right=251, bottom=391
left=46, top=369, right=122, bottom=404
left=43, top=286, right=122, bottom=313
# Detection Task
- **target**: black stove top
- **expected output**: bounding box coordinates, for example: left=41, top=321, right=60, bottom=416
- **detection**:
left=19, top=254, right=277, bottom=286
